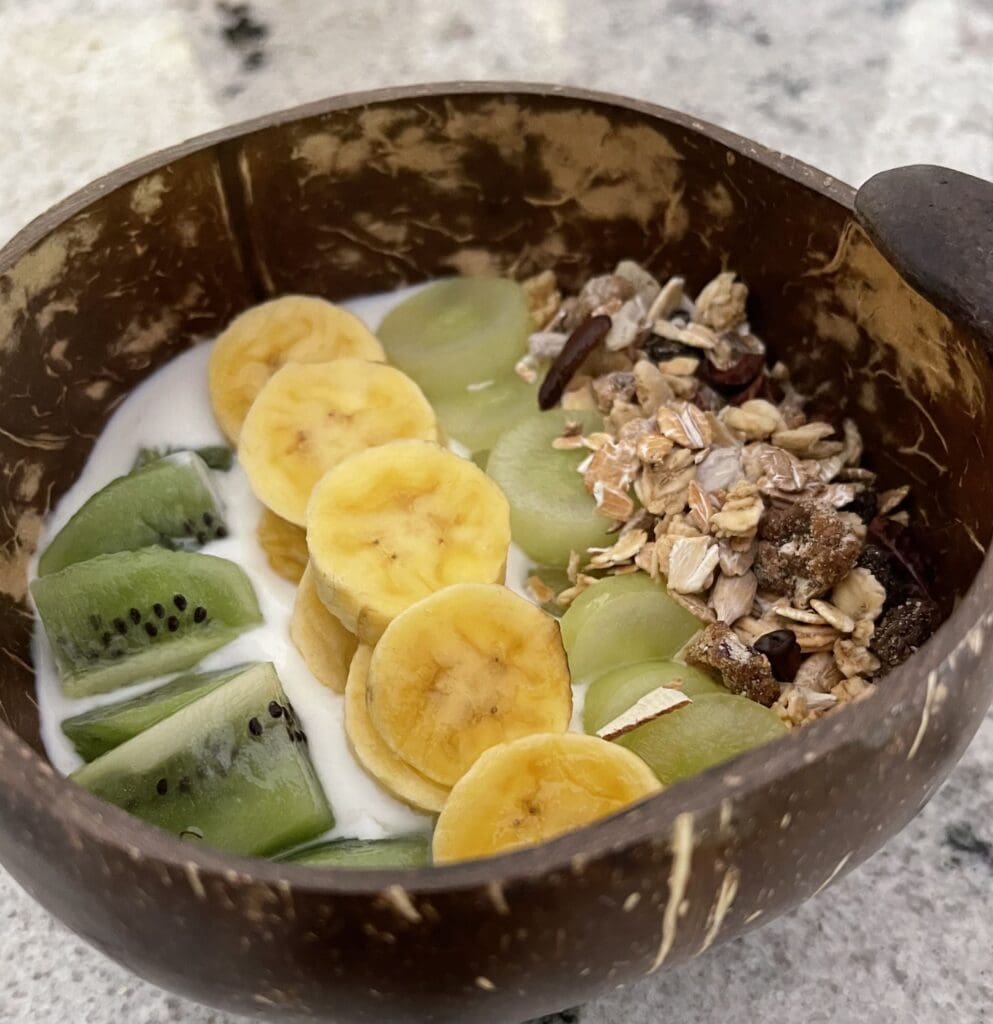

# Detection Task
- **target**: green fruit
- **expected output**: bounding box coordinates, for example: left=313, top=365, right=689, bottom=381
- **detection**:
left=559, top=573, right=702, bottom=683
left=486, top=409, right=614, bottom=566
left=133, top=445, right=233, bottom=472
left=72, top=663, right=332, bottom=857
left=582, top=660, right=725, bottom=735
left=618, top=693, right=788, bottom=786
left=31, top=548, right=262, bottom=697
left=61, top=664, right=252, bottom=762
left=377, top=278, right=531, bottom=398
left=39, top=452, right=227, bottom=575
left=278, top=835, right=430, bottom=869
left=432, top=373, right=539, bottom=454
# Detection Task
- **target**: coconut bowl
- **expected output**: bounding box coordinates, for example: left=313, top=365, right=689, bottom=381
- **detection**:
left=0, top=84, right=991, bottom=1023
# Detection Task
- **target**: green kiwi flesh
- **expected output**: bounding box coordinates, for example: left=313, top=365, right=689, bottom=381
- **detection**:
left=31, top=547, right=263, bottom=697
left=71, top=662, right=333, bottom=857
left=61, top=664, right=253, bottom=762
left=278, top=835, right=430, bottom=868
left=38, top=452, right=227, bottom=576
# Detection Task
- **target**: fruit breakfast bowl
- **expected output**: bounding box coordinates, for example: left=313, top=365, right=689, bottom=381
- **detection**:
left=1, top=83, right=992, bottom=1023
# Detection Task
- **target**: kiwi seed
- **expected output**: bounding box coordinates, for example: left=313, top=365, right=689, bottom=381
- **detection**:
left=145, top=623, right=158, bottom=638
left=153, top=603, right=165, bottom=618
left=167, top=617, right=179, bottom=632
left=173, top=595, right=188, bottom=611
left=194, top=607, right=207, bottom=623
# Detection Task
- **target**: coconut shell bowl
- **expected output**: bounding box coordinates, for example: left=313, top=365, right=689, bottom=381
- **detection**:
left=0, top=84, right=991, bottom=1023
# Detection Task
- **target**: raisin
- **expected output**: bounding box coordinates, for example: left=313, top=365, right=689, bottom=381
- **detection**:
left=754, top=629, right=802, bottom=682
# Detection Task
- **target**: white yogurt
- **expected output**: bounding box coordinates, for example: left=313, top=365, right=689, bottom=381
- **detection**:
left=31, top=283, right=562, bottom=843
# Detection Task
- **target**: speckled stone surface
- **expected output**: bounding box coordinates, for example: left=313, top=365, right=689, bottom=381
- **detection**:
left=1, top=2, right=992, bottom=1022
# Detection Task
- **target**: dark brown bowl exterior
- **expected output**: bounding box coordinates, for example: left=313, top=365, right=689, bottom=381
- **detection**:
left=0, top=85, right=991, bottom=1024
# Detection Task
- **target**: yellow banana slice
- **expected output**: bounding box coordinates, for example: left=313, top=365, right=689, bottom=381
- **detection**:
left=433, top=733, right=661, bottom=863
left=256, top=508, right=308, bottom=584
left=344, top=646, right=449, bottom=813
left=289, top=565, right=358, bottom=693
left=366, top=583, right=572, bottom=786
left=209, top=295, right=385, bottom=442
left=239, top=358, right=438, bottom=526
left=307, top=440, right=511, bottom=643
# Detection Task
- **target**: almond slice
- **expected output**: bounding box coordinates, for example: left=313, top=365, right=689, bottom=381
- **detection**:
left=596, top=687, right=692, bottom=741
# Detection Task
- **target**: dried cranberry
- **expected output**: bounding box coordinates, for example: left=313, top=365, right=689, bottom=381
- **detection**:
left=701, top=351, right=765, bottom=393
left=753, top=629, right=802, bottom=682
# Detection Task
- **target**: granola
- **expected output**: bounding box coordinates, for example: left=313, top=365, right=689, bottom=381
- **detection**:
left=528, top=260, right=938, bottom=727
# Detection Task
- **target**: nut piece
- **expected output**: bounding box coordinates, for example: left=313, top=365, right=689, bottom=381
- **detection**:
left=693, top=271, right=748, bottom=333
left=596, top=686, right=692, bottom=741
left=834, top=638, right=881, bottom=679
left=754, top=497, right=862, bottom=606
left=685, top=622, right=780, bottom=706
left=522, top=269, right=561, bottom=329
left=710, top=570, right=757, bottom=625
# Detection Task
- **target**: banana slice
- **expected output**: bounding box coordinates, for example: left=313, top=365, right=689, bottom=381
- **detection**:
left=209, top=295, right=385, bottom=442
left=366, top=582, right=572, bottom=786
left=433, top=733, right=661, bottom=863
left=290, top=565, right=358, bottom=693
left=307, top=440, right=511, bottom=643
left=256, top=508, right=308, bottom=583
left=344, top=646, right=449, bottom=813
left=239, top=359, right=438, bottom=526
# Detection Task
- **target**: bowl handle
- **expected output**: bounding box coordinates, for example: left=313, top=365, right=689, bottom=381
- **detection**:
left=854, top=164, right=993, bottom=353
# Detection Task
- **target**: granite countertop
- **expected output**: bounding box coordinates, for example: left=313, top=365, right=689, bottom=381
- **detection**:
left=1, top=1, right=992, bottom=1022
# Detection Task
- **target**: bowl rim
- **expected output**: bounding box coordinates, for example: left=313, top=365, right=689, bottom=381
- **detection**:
left=0, top=81, right=980, bottom=896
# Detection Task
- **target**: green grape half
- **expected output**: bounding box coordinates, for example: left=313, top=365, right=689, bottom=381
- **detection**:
left=377, top=278, right=531, bottom=399
left=559, top=573, right=702, bottom=683
left=618, top=693, right=788, bottom=786
left=486, top=409, right=614, bottom=567
left=582, top=660, right=726, bottom=735
left=433, top=373, right=540, bottom=454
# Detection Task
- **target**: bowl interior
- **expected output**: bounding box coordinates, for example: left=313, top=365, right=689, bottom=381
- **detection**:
left=1, top=86, right=991, bottom=762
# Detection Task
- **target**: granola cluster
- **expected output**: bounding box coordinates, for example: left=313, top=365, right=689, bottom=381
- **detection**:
left=519, top=261, right=940, bottom=728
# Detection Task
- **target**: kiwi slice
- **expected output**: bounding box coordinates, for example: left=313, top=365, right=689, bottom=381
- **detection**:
left=278, top=836, right=430, bottom=869
left=31, top=547, right=263, bottom=697
left=38, top=452, right=228, bottom=576
left=72, top=662, right=332, bottom=857
left=62, top=664, right=252, bottom=762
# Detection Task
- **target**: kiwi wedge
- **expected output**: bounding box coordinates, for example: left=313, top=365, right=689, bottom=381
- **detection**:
left=31, top=547, right=262, bottom=697
left=72, top=662, right=333, bottom=857
left=278, top=836, right=430, bottom=869
left=38, top=451, right=227, bottom=576
left=61, top=664, right=252, bottom=762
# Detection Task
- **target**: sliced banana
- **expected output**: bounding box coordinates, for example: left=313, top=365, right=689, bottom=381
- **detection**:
left=366, top=583, right=572, bottom=787
left=239, top=358, right=438, bottom=526
left=433, top=733, right=661, bottom=863
left=290, top=565, right=358, bottom=693
left=344, top=646, right=449, bottom=813
left=307, top=440, right=511, bottom=644
left=256, top=508, right=308, bottom=584
left=209, top=295, right=385, bottom=442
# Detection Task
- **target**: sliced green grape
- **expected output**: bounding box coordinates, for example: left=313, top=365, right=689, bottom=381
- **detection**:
left=582, top=660, right=725, bottom=735
left=618, top=693, right=788, bottom=785
left=486, top=409, right=614, bottom=566
left=432, top=373, right=539, bottom=454
left=278, top=835, right=430, bottom=869
left=377, top=278, right=531, bottom=398
left=559, top=573, right=702, bottom=683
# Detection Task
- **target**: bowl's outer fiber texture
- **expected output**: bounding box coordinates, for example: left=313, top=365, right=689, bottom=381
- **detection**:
left=0, top=84, right=991, bottom=1023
